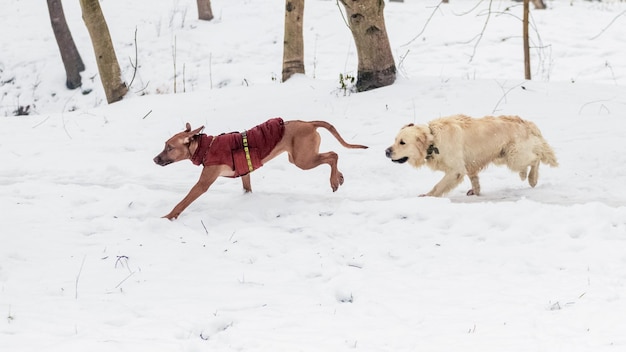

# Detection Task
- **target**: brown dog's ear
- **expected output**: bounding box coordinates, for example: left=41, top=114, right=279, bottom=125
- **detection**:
left=190, top=125, right=205, bottom=135
left=185, top=122, right=192, bottom=132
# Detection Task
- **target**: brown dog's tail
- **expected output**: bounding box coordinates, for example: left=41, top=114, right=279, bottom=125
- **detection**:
left=311, top=121, right=368, bottom=149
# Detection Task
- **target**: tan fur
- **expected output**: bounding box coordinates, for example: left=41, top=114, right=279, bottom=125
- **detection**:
left=385, top=114, right=558, bottom=197
left=154, top=120, right=368, bottom=220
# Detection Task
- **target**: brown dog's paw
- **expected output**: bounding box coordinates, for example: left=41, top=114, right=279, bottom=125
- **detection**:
left=162, top=213, right=179, bottom=220
left=330, top=173, right=344, bottom=192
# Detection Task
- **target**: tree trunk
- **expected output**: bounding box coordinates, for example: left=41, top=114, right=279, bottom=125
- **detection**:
left=79, top=0, right=128, bottom=103
left=197, top=0, right=214, bottom=21
left=531, top=0, right=546, bottom=10
left=339, top=0, right=396, bottom=92
left=47, top=0, right=85, bottom=90
left=282, top=0, right=305, bottom=82
left=513, top=0, right=546, bottom=9
left=523, top=0, right=531, bottom=80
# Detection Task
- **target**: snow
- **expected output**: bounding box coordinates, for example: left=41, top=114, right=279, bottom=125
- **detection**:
left=1, top=0, right=626, bottom=351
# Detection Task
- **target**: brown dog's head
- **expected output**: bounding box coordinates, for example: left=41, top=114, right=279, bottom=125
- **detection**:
left=385, top=123, right=433, bottom=168
left=153, top=122, right=205, bottom=166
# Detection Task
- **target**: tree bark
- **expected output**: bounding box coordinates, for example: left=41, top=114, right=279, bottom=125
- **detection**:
left=513, top=0, right=546, bottom=9
left=47, top=0, right=85, bottom=90
left=339, top=0, right=396, bottom=92
left=79, top=0, right=128, bottom=103
left=197, top=0, right=214, bottom=21
left=531, top=0, right=546, bottom=10
left=523, top=0, right=531, bottom=80
left=282, top=0, right=305, bottom=82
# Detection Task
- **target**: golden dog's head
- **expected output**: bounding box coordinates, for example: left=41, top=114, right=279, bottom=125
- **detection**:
left=385, top=123, right=433, bottom=168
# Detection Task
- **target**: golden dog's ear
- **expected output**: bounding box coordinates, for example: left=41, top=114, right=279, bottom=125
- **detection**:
left=414, top=127, right=432, bottom=152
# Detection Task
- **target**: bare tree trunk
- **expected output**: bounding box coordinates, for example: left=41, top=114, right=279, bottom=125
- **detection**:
left=339, top=0, right=396, bottom=92
left=47, top=0, right=85, bottom=90
left=513, top=0, right=546, bottom=9
left=282, top=0, right=305, bottom=82
left=531, top=0, right=546, bottom=10
left=197, top=0, right=214, bottom=21
left=79, top=0, right=128, bottom=103
left=523, top=0, right=531, bottom=80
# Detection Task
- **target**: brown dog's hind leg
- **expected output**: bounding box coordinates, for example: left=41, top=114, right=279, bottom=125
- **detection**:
left=291, top=151, right=343, bottom=192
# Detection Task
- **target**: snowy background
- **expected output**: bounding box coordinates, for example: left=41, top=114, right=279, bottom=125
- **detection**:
left=2, top=0, right=626, bottom=351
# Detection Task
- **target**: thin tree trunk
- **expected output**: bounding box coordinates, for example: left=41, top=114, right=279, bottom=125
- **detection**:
left=47, top=0, right=84, bottom=90
left=339, top=0, right=396, bottom=92
left=282, top=0, right=305, bottom=82
left=79, top=0, right=128, bottom=103
left=523, top=0, right=531, bottom=80
left=197, top=0, right=214, bottom=21
left=531, top=0, right=546, bottom=10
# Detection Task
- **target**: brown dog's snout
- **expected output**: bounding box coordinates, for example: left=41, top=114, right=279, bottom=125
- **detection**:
left=153, top=154, right=171, bottom=166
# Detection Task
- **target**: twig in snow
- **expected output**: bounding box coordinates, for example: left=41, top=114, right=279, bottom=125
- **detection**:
left=75, top=255, right=86, bottom=300
left=492, top=80, right=525, bottom=114
left=115, top=272, right=135, bottom=289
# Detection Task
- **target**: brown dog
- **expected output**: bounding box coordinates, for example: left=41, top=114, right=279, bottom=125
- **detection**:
left=385, top=114, right=558, bottom=197
left=154, top=118, right=368, bottom=220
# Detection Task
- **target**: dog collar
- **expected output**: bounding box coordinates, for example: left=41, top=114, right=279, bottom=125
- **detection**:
left=191, top=134, right=214, bottom=166
left=426, top=144, right=439, bottom=159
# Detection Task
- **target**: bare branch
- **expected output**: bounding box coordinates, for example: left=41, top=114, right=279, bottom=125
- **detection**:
left=127, top=27, right=139, bottom=90
left=467, top=0, right=494, bottom=63
left=590, top=10, right=625, bottom=40
left=400, top=1, right=444, bottom=48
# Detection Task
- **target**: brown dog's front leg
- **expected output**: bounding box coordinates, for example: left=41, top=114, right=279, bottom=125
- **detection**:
left=241, top=174, right=252, bottom=193
left=163, top=166, right=221, bottom=220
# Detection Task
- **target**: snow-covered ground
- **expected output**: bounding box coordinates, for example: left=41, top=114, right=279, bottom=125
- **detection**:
left=1, top=1, right=626, bottom=351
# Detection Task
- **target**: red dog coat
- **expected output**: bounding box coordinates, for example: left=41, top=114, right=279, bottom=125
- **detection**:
left=191, top=118, right=285, bottom=177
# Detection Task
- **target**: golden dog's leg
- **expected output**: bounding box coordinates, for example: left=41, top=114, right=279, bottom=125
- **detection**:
left=467, top=174, right=481, bottom=196
left=424, top=172, right=465, bottom=197
left=163, top=166, right=221, bottom=220
left=518, top=168, right=528, bottom=181
left=241, top=174, right=252, bottom=192
left=528, top=160, right=540, bottom=187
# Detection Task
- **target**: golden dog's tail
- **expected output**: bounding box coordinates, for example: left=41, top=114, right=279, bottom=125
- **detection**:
left=539, top=140, right=559, bottom=167
left=311, top=121, right=368, bottom=149
left=527, top=121, right=559, bottom=167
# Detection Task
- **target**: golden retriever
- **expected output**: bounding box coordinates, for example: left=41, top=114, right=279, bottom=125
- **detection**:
left=385, top=114, right=558, bottom=197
